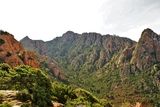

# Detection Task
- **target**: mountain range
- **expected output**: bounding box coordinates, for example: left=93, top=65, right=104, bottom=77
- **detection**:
left=20, top=28, right=160, bottom=106
left=0, top=30, right=107, bottom=107
left=0, top=28, right=160, bottom=106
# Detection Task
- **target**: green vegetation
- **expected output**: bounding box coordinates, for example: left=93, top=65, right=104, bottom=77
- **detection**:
left=51, top=49, right=160, bottom=107
left=0, top=63, right=52, bottom=107
left=73, top=62, right=160, bottom=106
left=18, top=40, right=160, bottom=106
left=51, top=82, right=110, bottom=107
left=16, top=89, right=31, bottom=102
left=0, top=94, right=3, bottom=104
left=0, top=63, right=107, bottom=107
left=0, top=103, right=12, bottom=107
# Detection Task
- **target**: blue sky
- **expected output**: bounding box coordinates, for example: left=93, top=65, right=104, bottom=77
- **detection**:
left=0, top=0, right=160, bottom=41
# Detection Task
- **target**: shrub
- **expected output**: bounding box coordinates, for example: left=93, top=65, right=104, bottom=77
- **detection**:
left=73, top=88, right=100, bottom=103
left=21, top=103, right=31, bottom=107
left=0, top=103, right=12, bottom=107
left=16, top=89, right=31, bottom=102
left=13, top=66, right=53, bottom=107
left=52, top=82, right=76, bottom=104
left=0, top=93, right=3, bottom=103
left=0, top=64, right=53, bottom=107
left=0, top=63, right=11, bottom=72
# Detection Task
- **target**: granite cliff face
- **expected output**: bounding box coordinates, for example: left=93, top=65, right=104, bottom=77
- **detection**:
left=20, top=29, right=160, bottom=81
left=21, top=31, right=135, bottom=73
left=131, top=28, right=160, bottom=70
left=116, top=28, right=160, bottom=72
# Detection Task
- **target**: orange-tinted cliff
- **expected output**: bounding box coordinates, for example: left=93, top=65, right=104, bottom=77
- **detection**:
left=0, top=30, right=65, bottom=81
left=0, top=30, right=39, bottom=68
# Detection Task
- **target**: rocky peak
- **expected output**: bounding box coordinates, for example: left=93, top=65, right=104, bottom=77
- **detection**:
left=62, top=31, right=79, bottom=42
left=140, top=28, right=160, bottom=42
left=130, top=28, right=160, bottom=70
left=22, top=36, right=31, bottom=41
left=21, top=36, right=45, bottom=55
left=63, top=31, right=75, bottom=35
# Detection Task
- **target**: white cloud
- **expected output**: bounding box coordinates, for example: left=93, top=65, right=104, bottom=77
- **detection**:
left=101, top=0, right=160, bottom=41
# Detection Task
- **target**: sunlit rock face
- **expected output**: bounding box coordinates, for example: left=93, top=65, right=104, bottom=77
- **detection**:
left=0, top=30, right=39, bottom=68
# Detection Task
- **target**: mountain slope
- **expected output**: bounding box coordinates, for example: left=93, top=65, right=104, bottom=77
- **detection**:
left=21, top=28, right=160, bottom=106
left=89, top=28, right=160, bottom=106
left=0, top=31, right=108, bottom=106
left=0, top=63, right=110, bottom=107
left=0, top=30, right=39, bottom=68
left=21, top=31, right=135, bottom=73
left=131, top=28, right=160, bottom=70
left=0, top=30, right=65, bottom=81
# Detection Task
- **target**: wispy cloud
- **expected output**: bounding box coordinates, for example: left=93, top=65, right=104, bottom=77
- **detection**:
left=101, top=0, right=160, bottom=40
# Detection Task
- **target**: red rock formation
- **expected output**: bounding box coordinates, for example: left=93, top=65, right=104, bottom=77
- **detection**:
left=22, top=51, right=40, bottom=68
left=0, top=30, right=39, bottom=68
left=0, top=30, right=65, bottom=81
